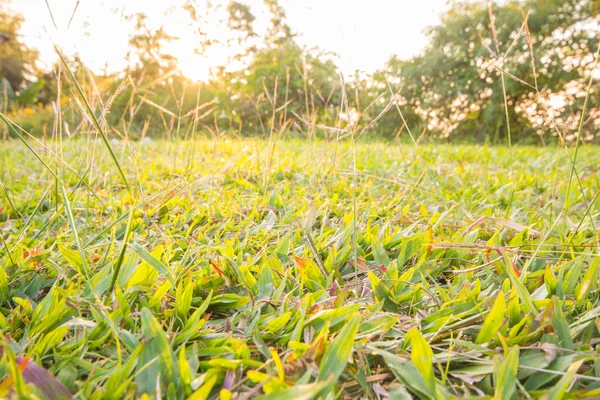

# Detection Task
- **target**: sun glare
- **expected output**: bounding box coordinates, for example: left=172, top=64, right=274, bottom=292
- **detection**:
left=177, top=54, right=211, bottom=82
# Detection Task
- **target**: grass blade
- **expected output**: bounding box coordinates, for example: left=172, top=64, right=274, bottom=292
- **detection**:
left=55, top=48, right=132, bottom=194
left=317, top=314, right=360, bottom=394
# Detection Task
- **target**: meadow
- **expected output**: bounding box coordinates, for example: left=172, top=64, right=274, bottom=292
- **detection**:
left=1, top=137, right=600, bottom=399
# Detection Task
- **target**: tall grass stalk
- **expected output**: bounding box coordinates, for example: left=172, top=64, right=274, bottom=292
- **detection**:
left=56, top=49, right=132, bottom=195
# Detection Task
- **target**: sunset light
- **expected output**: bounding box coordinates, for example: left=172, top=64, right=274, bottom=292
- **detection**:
left=12, top=0, right=449, bottom=79
left=177, top=54, right=211, bottom=82
left=2, top=0, right=600, bottom=397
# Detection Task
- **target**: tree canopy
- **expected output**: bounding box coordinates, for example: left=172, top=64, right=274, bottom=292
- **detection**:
left=0, top=0, right=40, bottom=101
left=366, top=0, right=600, bottom=143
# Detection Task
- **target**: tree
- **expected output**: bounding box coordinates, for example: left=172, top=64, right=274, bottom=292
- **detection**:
left=227, top=1, right=256, bottom=42
left=126, top=12, right=177, bottom=80
left=263, top=0, right=295, bottom=47
left=0, top=0, right=40, bottom=95
left=205, top=0, right=339, bottom=136
left=372, top=0, right=600, bottom=143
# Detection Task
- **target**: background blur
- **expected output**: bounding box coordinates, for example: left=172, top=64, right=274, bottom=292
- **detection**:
left=1, top=0, right=599, bottom=144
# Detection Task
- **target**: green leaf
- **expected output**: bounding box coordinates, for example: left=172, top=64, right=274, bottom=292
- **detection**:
left=547, top=359, right=584, bottom=400
left=406, top=327, right=436, bottom=395
left=550, top=296, right=573, bottom=350
left=476, top=290, right=506, bottom=344
left=263, top=311, right=292, bottom=333
left=179, top=343, right=192, bottom=391
left=317, top=314, right=360, bottom=395
left=136, top=308, right=179, bottom=396
left=129, top=243, right=175, bottom=285
left=576, top=257, right=599, bottom=302
left=17, top=79, right=45, bottom=106
left=494, top=346, right=519, bottom=400
left=188, top=375, right=217, bottom=400
left=256, top=377, right=333, bottom=400
left=371, top=241, right=390, bottom=267
left=368, top=272, right=400, bottom=312
left=503, top=252, right=536, bottom=314
left=176, top=274, right=194, bottom=322
left=371, top=347, right=431, bottom=398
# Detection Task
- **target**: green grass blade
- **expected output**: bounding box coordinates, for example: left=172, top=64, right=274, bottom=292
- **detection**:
left=60, top=183, right=91, bottom=287
left=108, top=209, right=135, bottom=293
left=317, top=313, right=360, bottom=394
left=476, top=290, right=506, bottom=344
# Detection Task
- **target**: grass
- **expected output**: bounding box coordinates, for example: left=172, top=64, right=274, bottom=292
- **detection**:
left=1, top=137, right=600, bottom=399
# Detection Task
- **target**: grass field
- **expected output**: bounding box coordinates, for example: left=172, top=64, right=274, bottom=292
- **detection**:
left=1, top=138, right=600, bottom=399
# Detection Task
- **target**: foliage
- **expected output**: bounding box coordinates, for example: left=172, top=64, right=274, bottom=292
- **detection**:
left=1, top=136, right=600, bottom=398
left=0, top=0, right=40, bottom=94
left=213, top=42, right=340, bottom=135
left=4, top=0, right=600, bottom=142
left=368, top=0, right=600, bottom=142
left=2, top=0, right=600, bottom=397
left=60, top=0, right=342, bottom=140
left=126, top=13, right=178, bottom=81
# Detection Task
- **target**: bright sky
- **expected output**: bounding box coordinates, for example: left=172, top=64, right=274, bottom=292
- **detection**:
left=11, top=0, right=451, bottom=81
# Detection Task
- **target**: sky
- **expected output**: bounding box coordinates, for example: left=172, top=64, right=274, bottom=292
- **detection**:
left=10, top=0, right=451, bottom=81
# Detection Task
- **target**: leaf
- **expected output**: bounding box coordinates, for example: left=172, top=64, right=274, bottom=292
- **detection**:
left=316, top=314, right=360, bottom=395
left=503, top=252, right=536, bottom=314
left=524, top=355, right=576, bottom=391
left=550, top=296, right=573, bottom=350
left=368, top=272, right=400, bottom=313
left=256, top=377, right=333, bottom=400
left=476, top=290, right=506, bottom=344
left=179, top=344, right=192, bottom=391
left=270, top=348, right=284, bottom=380
left=546, top=359, right=584, bottom=400
left=371, top=241, right=390, bottom=267
left=371, top=347, right=431, bottom=398
left=17, top=79, right=45, bottom=106
left=406, top=327, right=436, bottom=395
left=16, top=357, right=72, bottom=400
left=130, top=243, right=175, bottom=285
left=576, top=257, right=599, bottom=302
left=0, top=267, right=8, bottom=304
left=58, top=245, right=83, bottom=275
left=246, top=370, right=288, bottom=394
left=188, top=375, right=217, bottom=400
left=263, top=311, right=292, bottom=333
left=175, top=290, right=213, bottom=346
left=304, top=205, right=317, bottom=232
left=208, top=293, right=250, bottom=310
left=135, top=308, right=179, bottom=396
left=494, top=346, right=519, bottom=400
left=176, top=274, right=194, bottom=322
left=545, top=266, right=558, bottom=296
left=303, top=303, right=361, bottom=331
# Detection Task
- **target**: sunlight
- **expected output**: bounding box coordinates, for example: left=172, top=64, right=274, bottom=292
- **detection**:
left=548, top=94, right=566, bottom=109
left=6, top=1, right=600, bottom=398
left=165, top=13, right=215, bottom=83
left=177, top=53, right=211, bottom=82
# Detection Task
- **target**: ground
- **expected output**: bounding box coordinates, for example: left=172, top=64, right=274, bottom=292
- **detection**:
left=1, top=138, right=600, bottom=399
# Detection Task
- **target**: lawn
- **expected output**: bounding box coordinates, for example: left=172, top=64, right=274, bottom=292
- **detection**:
left=1, top=138, right=600, bottom=399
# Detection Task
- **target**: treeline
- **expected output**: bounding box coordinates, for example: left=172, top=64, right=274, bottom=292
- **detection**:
left=1, top=0, right=599, bottom=144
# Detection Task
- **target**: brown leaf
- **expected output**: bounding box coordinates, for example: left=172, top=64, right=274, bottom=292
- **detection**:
left=16, top=357, right=72, bottom=400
